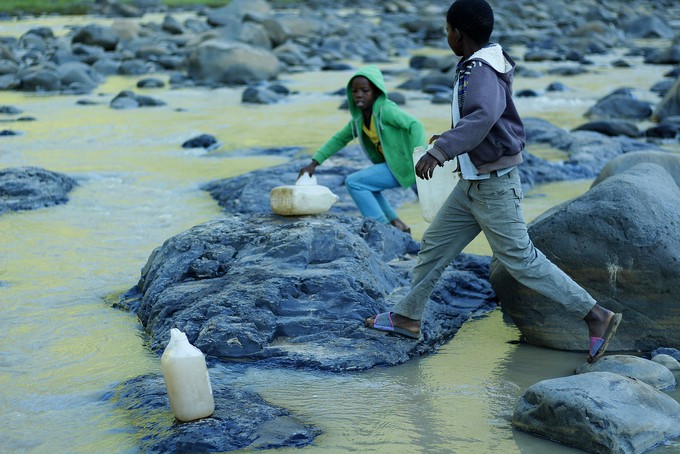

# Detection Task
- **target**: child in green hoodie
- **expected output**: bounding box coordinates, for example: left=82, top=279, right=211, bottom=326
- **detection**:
left=298, top=65, right=426, bottom=234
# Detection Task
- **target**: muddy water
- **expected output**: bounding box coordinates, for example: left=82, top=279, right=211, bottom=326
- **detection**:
left=1, top=15, right=679, bottom=454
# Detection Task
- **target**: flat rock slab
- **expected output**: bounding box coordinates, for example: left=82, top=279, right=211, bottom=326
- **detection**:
left=113, top=373, right=321, bottom=452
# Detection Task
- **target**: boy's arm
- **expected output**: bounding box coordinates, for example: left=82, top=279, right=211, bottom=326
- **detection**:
left=388, top=108, right=426, bottom=149
left=312, top=121, right=355, bottom=164
left=428, top=64, right=506, bottom=164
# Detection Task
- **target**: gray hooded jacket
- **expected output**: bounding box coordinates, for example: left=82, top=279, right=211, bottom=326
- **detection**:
left=428, top=43, right=526, bottom=173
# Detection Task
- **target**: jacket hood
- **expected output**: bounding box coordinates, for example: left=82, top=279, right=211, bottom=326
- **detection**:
left=466, top=43, right=516, bottom=80
left=346, top=65, right=388, bottom=117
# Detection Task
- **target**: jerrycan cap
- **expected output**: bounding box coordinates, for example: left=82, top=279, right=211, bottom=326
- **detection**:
left=170, top=328, right=188, bottom=342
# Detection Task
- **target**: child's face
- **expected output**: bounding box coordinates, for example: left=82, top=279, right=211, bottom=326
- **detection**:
left=446, top=23, right=463, bottom=56
left=350, top=76, right=376, bottom=112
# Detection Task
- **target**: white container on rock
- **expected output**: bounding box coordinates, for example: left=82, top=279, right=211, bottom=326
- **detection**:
left=270, top=172, right=339, bottom=216
left=413, top=144, right=459, bottom=222
left=161, top=328, right=215, bottom=422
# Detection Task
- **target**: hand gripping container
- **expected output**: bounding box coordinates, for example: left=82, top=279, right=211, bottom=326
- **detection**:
left=413, top=144, right=459, bottom=222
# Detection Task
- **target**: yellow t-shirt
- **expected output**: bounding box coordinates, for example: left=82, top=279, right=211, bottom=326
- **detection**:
left=362, top=117, right=383, bottom=156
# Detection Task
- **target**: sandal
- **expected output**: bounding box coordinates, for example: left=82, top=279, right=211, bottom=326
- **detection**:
left=588, top=312, right=622, bottom=363
left=365, top=311, right=419, bottom=339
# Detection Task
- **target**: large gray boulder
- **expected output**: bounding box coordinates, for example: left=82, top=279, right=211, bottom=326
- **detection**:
left=117, top=214, right=496, bottom=371
left=57, top=61, right=104, bottom=93
left=187, top=40, right=281, bottom=85
left=512, top=372, right=680, bottom=454
left=490, top=163, right=680, bottom=352
left=200, top=142, right=599, bottom=220
left=17, top=65, right=61, bottom=92
left=71, top=24, right=120, bottom=51
left=624, top=15, right=676, bottom=39
left=206, top=0, right=273, bottom=24
left=645, top=45, right=680, bottom=65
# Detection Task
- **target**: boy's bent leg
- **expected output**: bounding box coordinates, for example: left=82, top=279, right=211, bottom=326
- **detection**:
left=475, top=170, right=595, bottom=318
left=345, top=163, right=400, bottom=223
left=391, top=180, right=481, bottom=320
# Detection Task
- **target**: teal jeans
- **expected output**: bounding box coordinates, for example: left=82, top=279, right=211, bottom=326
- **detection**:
left=393, top=168, right=596, bottom=320
left=345, top=163, right=400, bottom=224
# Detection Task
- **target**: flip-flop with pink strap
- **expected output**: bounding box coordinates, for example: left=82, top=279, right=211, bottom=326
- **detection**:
left=588, top=312, right=622, bottom=363
left=365, top=311, right=419, bottom=339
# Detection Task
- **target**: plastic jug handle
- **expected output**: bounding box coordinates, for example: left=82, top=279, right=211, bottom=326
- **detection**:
left=296, top=172, right=318, bottom=186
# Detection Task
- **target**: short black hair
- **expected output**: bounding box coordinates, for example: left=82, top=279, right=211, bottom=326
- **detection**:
left=446, top=0, right=494, bottom=44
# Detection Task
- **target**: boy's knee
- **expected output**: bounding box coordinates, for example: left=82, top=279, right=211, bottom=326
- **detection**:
left=345, top=172, right=360, bottom=190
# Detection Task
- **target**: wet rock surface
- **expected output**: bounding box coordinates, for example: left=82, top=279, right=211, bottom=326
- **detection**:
left=575, top=355, right=677, bottom=391
left=512, top=371, right=680, bottom=454
left=113, top=373, right=321, bottom=452
left=0, top=166, right=77, bottom=215
left=118, top=214, right=495, bottom=371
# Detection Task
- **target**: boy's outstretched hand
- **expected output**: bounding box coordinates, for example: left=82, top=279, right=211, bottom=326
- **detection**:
left=298, top=160, right=319, bottom=179
left=415, top=153, right=442, bottom=180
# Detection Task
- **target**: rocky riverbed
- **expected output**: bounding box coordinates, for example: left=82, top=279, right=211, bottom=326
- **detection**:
left=2, top=0, right=680, bottom=452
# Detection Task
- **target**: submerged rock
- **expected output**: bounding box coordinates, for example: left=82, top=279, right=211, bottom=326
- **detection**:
left=512, top=372, right=680, bottom=454
left=652, top=354, right=680, bottom=371
left=113, top=373, right=320, bottom=453
left=575, top=355, right=677, bottom=390
left=182, top=133, right=220, bottom=150
left=0, top=166, right=77, bottom=215
left=118, top=214, right=495, bottom=371
left=109, top=90, right=166, bottom=109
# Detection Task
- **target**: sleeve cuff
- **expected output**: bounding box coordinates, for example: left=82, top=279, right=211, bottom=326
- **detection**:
left=427, top=146, right=448, bottom=165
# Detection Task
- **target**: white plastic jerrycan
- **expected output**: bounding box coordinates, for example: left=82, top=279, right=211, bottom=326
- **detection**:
left=413, top=144, right=459, bottom=222
left=161, top=328, right=215, bottom=422
left=270, top=172, right=339, bottom=216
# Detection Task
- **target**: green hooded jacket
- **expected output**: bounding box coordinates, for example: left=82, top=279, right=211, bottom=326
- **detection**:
left=312, top=65, right=426, bottom=188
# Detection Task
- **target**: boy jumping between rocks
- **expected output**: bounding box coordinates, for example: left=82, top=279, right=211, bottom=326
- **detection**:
left=366, top=0, right=621, bottom=363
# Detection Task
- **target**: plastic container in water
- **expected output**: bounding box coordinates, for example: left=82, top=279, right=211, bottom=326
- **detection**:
left=270, top=172, right=339, bottom=216
left=413, top=144, right=459, bottom=222
left=161, top=328, right=215, bottom=422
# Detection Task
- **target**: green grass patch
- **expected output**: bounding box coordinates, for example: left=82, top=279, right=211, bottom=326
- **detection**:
left=0, top=0, right=232, bottom=16
left=1, top=0, right=93, bottom=15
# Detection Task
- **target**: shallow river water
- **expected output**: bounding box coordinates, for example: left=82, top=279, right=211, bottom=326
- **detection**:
left=1, top=14, right=679, bottom=454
